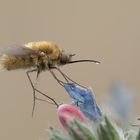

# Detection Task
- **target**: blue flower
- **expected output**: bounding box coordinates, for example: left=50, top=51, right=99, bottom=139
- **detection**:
left=64, top=83, right=102, bottom=121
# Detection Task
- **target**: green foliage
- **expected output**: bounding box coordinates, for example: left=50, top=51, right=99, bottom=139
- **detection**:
left=136, top=130, right=140, bottom=140
left=50, top=127, right=71, bottom=140
left=50, top=116, right=140, bottom=140
left=97, top=116, right=124, bottom=140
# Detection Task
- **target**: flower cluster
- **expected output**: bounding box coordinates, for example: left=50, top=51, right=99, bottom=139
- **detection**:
left=49, top=83, right=140, bottom=140
left=57, top=83, right=102, bottom=128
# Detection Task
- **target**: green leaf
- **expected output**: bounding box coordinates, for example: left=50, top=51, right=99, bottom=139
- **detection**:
left=49, top=116, right=140, bottom=140
left=104, top=116, right=122, bottom=140
left=68, top=121, right=86, bottom=140
left=50, top=127, right=71, bottom=140
left=98, top=123, right=112, bottom=140
left=97, top=116, right=125, bottom=140
left=136, top=130, right=140, bottom=140
left=74, top=119, right=97, bottom=140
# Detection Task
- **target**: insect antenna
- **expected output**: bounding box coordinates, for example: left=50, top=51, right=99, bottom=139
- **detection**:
left=68, top=59, right=100, bottom=64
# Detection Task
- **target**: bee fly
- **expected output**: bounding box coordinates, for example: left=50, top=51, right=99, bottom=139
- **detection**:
left=0, top=41, right=100, bottom=116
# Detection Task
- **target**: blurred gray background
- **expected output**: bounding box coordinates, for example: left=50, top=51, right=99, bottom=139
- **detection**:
left=0, top=0, right=140, bottom=140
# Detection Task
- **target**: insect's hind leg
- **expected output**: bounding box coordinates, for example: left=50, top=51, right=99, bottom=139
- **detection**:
left=26, top=68, right=38, bottom=117
left=26, top=69, right=59, bottom=116
left=34, top=88, right=59, bottom=107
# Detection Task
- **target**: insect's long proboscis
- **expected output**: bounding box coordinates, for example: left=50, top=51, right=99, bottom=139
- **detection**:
left=68, top=59, right=100, bottom=64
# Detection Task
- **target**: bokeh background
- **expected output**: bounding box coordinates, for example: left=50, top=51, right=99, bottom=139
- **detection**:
left=0, top=0, right=140, bottom=140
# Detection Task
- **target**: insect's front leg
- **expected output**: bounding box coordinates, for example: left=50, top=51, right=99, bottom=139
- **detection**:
left=50, top=66, right=87, bottom=88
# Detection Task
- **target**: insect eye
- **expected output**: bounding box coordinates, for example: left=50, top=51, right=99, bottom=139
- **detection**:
left=60, top=54, right=68, bottom=64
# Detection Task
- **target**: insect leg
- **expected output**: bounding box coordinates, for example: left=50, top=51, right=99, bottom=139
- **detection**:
left=51, top=67, right=87, bottom=88
left=26, top=69, right=38, bottom=116
left=35, top=97, right=58, bottom=105
left=34, top=88, right=59, bottom=107
left=26, top=69, right=59, bottom=116
left=51, top=68, right=68, bottom=83
left=49, top=69, right=65, bottom=87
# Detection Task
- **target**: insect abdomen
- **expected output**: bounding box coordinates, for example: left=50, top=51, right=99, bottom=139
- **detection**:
left=0, top=54, right=37, bottom=70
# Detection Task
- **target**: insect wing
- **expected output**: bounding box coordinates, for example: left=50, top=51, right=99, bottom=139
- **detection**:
left=0, top=44, right=36, bottom=56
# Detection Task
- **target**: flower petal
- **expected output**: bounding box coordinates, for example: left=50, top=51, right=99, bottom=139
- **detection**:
left=64, top=83, right=102, bottom=121
left=57, top=104, right=86, bottom=128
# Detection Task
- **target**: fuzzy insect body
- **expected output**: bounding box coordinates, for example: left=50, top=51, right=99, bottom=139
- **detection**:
left=0, top=41, right=66, bottom=71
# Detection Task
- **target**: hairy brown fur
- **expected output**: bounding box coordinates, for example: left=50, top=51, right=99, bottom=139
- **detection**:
left=0, top=41, right=61, bottom=70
